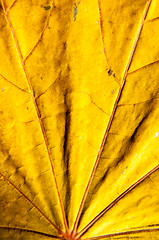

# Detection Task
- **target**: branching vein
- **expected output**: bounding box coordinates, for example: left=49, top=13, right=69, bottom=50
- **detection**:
left=82, top=227, right=159, bottom=240
left=0, top=226, right=62, bottom=238
left=0, top=73, right=28, bottom=93
left=128, top=58, right=159, bottom=74
left=75, top=164, right=159, bottom=238
left=6, top=0, right=17, bottom=12
left=24, top=2, right=54, bottom=61
left=1, top=0, right=68, bottom=233
left=72, top=0, right=152, bottom=235
left=0, top=172, right=62, bottom=233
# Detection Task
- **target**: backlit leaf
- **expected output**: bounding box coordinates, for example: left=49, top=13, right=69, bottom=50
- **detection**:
left=0, top=0, right=159, bottom=239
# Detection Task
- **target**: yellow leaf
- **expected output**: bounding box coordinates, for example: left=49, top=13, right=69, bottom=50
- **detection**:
left=0, top=0, right=159, bottom=239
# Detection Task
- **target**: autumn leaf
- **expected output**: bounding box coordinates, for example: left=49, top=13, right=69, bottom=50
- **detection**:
left=0, top=0, right=159, bottom=239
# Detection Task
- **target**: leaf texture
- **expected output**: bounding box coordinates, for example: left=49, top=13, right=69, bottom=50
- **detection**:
left=0, top=0, right=159, bottom=239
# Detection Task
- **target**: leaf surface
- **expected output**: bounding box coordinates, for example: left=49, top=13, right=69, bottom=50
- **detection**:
left=0, top=0, right=159, bottom=239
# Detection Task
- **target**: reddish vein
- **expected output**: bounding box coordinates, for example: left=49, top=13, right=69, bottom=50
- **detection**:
left=0, top=172, right=62, bottom=233
left=72, top=0, right=152, bottom=235
left=24, top=2, right=54, bottom=62
left=97, top=0, right=109, bottom=68
left=146, top=15, right=159, bottom=22
left=128, top=58, right=159, bottom=75
left=0, top=226, right=62, bottom=238
left=76, top=164, right=159, bottom=238
left=82, top=227, right=159, bottom=240
left=1, top=0, right=68, bottom=233
left=0, top=73, right=28, bottom=92
left=7, top=0, right=17, bottom=11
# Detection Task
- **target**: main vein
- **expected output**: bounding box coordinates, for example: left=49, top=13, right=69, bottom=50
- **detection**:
left=72, top=0, right=152, bottom=235
left=75, top=164, right=159, bottom=238
left=1, top=0, right=68, bottom=233
left=82, top=227, right=159, bottom=239
left=0, top=172, right=61, bottom=233
left=0, top=226, right=62, bottom=239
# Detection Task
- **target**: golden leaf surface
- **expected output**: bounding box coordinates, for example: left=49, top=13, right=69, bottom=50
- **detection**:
left=0, top=0, right=159, bottom=239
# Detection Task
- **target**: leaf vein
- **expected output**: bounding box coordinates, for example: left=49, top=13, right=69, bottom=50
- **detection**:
left=24, top=2, right=55, bottom=62
left=76, top=164, right=159, bottom=238
left=0, top=73, right=28, bottom=93
left=72, top=0, right=152, bottom=235
left=7, top=0, right=17, bottom=11
left=128, top=59, right=159, bottom=74
left=0, top=172, right=62, bottom=233
left=1, top=0, right=68, bottom=233
left=82, top=227, right=159, bottom=240
left=0, top=226, right=61, bottom=238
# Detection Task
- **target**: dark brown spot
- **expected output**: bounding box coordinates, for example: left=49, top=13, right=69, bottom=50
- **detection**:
left=108, top=69, right=113, bottom=76
left=44, top=6, right=51, bottom=10
left=131, top=11, right=137, bottom=16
